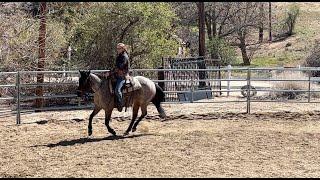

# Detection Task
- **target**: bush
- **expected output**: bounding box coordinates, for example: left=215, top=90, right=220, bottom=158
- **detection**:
left=303, top=43, right=320, bottom=77
left=0, top=12, right=68, bottom=72
left=206, top=37, right=237, bottom=66
left=284, top=4, right=300, bottom=36
left=273, top=4, right=300, bottom=40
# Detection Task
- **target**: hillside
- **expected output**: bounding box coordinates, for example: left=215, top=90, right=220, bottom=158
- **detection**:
left=245, top=2, right=320, bottom=67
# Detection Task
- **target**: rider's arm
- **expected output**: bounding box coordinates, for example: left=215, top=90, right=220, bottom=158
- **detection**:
left=118, top=54, right=129, bottom=70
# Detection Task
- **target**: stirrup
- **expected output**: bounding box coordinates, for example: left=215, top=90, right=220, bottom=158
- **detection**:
left=117, top=105, right=123, bottom=112
left=116, top=99, right=123, bottom=112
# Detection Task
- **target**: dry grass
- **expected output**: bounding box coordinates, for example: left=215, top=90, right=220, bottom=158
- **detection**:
left=270, top=71, right=320, bottom=99
left=252, top=2, right=320, bottom=67
left=1, top=101, right=320, bottom=178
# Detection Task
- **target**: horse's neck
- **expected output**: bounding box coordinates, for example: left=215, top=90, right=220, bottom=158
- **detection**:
left=89, top=73, right=101, bottom=93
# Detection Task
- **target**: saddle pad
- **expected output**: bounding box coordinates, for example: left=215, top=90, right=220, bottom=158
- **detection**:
left=109, top=77, right=142, bottom=94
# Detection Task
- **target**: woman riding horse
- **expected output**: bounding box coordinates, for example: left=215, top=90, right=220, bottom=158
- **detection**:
left=114, top=43, right=130, bottom=112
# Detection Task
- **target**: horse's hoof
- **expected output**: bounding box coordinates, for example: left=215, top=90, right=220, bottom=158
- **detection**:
left=88, top=129, right=92, bottom=136
left=123, top=131, right=129, bottom=136
left=159, top=114, right=166, bottom=119
left=110, top=130, right=117, bottom=136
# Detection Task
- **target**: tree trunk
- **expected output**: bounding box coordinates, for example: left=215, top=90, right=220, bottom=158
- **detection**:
left=198, top=2, right=206, bottom=88
left=239, top=37, right=250, bottom=65
left=259, top=3, right=264, bottom=42
left=208, top=8, right=219, bottom=59
left=35, top=2, right=46, bottom=109
left=268, top=2, right=272, bottom=42
left=205, top=12, right=212, bottom=42
left=205, top=11, right=219, bottom=59
left=198, top=2, right=206, bottom=57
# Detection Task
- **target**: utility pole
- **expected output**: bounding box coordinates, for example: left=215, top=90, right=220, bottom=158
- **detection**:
left=269, top=2, right=272, bottom=42
left=198, top=2, right=206, bottom=88
left=35, top=2, right=46, bottom=109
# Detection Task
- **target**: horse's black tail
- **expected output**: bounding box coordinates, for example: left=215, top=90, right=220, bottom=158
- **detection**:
left=152, top=83, right=166, bottom=119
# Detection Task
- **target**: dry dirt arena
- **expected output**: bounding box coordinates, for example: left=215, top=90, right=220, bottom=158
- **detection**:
left=1, top=98, right=320, bottom=178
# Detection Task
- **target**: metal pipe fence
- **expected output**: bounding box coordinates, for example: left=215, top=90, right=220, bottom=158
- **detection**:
left=0, top=67, right=320, bottom=124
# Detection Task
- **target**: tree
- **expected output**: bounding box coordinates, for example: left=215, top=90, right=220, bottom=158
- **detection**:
left=0, top=2, right=69, bottom=72
left=228, top=2, right=261, bottom=65
left=204, top=2, right=234, bottom=59
left=197, top=2, right=206, bottom=88
left=71, top=2, right=178, bottom=69
left=259, top=3, right=264, bottom=42
left=35, top=2, right=46, bottom=108
left=204, top=2, right=255, bottom=63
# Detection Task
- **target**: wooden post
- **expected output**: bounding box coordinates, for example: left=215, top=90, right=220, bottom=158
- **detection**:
left=35, top=2, right=46, bottom=109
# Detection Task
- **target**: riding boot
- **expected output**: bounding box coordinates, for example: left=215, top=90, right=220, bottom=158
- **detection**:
left=116, top=96, right=123, bottom=112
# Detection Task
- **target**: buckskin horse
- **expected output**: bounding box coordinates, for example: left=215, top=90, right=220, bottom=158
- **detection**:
left=77, top=70, right=166, bottom=136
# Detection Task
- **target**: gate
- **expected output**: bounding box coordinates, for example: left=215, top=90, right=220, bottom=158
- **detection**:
left=159, top=56, right=221, bottom=101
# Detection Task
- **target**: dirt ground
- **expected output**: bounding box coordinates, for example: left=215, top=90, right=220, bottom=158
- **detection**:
left=1, top=99, right=320, bottom=178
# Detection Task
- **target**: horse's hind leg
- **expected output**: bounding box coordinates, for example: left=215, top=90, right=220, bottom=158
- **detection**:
left=132, top=104, right=147, bottom=133
left=105, top=109, right=116, bottom=136
left=124, top=104, right=139, bottom=136
left=88, top=107, right=101, bottom=136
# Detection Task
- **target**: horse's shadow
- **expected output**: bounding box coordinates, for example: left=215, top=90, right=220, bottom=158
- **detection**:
left=31, top=133, right=153, bottom=148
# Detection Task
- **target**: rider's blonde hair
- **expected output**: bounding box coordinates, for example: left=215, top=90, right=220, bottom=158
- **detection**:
left=117, top=43, right=128, bottom=52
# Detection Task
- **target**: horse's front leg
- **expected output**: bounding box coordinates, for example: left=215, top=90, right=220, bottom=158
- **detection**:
left=132, top=104, right=147, bottom=132
left=124, top=104, right=139, bottom=136
left=105, top=109, right=117, bottom=136
left=88, top=107, right=101, bottom=136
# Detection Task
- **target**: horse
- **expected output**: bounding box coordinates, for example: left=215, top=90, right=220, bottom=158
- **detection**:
left=77, top=70, right=166, bottom=136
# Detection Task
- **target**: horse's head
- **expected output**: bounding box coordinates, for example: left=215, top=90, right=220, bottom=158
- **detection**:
left=77, top=70, right=92, bottom=97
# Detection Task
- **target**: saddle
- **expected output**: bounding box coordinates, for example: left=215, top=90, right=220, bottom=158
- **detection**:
left=108, top=73, right=142, bottom=95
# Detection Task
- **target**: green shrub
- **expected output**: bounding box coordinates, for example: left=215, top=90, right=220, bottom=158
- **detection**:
left=206, top=37, right=237, bottom=66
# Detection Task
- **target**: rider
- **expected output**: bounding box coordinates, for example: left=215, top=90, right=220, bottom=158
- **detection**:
left=114, top=43, right=130, bottom=112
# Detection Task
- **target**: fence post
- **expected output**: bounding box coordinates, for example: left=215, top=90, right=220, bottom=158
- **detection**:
left=246, top=68, right=251, bottom=114
left=308, top=70, right=311, bottom=103
left=158, top=66, right=165, bottom=92
left=227, top=64, right=232, bottom=97
left=132, top=69, right=136, bottom=77
left=191, top=78, right=194, bottom=103
left=16, top=71, right=21, bottom=125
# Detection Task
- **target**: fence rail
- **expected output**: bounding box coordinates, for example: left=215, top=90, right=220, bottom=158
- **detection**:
left=1, top=67, right=320, bottom=124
